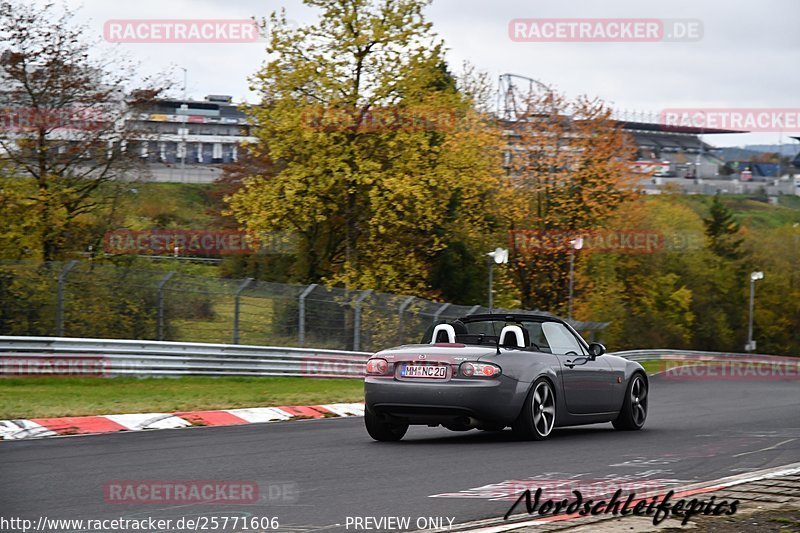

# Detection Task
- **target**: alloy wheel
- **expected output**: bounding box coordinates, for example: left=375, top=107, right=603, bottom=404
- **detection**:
left=630, top=376, right=648, bottom=426
left=532, top=381, right=555, bottom=437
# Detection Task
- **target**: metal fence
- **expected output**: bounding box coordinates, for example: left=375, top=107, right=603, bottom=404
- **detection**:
left=0, top=261, right=607, bottom=352
left=0, top=337, right=790, bottom=379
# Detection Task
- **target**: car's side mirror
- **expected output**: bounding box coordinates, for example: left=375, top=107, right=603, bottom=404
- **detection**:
left=588, top=343, right=606, bottom=359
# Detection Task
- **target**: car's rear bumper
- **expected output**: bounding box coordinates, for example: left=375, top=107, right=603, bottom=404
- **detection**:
left=364, top=375, right=527, bottom=426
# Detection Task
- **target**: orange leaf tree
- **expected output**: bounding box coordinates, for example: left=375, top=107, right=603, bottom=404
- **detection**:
left=499, top=87, right=639, bottom=313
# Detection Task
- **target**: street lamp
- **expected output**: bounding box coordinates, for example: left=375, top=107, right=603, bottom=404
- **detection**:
left=746, top=271, right=764, bottom=352
left=487, top=247, right=509, bottom=312
left=568, top=237, right=584, bottom=320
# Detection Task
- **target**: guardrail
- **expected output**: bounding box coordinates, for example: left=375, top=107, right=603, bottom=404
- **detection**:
left=0, top=336, right=370, bottom=378
left=0, top=337, right=791, bottom=378
left=611, top=349, right=794, bottom=363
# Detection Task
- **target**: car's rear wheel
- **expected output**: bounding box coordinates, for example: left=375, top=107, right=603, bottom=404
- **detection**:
left=613, top=373, right=648, bottom=430
left=513, top=378, right=556, bottom=440
left=364, top=408, right=409, bottom=441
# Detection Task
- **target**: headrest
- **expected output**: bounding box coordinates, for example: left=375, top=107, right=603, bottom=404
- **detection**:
left=451, top=320, right=469, bottom=335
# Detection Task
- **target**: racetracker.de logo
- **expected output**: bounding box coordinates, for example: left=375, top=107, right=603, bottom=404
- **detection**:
left=301, top=357, right=366, bottom=378
left=509, top=229, right=704, bottom=255
left=509, top=18, right=703, bottom=43
left=103, top=19, right=263, bottom=43
left=0, top=356, right=108, bottom=376
left=104, top=230, right=255, bottom=256
left=104, top=481, right=259, bottom=504
left=660, top=109, right=800, bottom=133
left=0, top=106, right=105, bottom=132
left=660, top=359, right=800, bottom=381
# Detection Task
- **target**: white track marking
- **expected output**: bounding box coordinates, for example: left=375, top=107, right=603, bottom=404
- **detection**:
left=226, top=407, right=294, bottom=423
left=732, top=438, right=797, bottom=457
left=105, top=413, right=192, bottom=430
left=319, top=403, right=365, bottom=417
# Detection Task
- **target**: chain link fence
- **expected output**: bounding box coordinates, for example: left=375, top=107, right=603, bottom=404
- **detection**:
left=0, top=260, right=606, bottom=352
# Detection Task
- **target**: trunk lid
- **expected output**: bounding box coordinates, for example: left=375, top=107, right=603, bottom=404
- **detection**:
left=376, top=343, right=497, bottom=364
left=375, top=344, right=498, bottom=381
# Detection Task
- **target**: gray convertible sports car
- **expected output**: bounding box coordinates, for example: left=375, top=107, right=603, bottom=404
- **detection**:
left=364, top=313, right=648, bottom=441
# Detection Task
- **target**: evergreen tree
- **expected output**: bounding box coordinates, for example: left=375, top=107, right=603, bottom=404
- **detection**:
left=704, top=194, right=744, bottom=260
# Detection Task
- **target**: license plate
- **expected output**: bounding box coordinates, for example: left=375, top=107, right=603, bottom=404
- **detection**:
left=401, top=364, right=447, bottom=379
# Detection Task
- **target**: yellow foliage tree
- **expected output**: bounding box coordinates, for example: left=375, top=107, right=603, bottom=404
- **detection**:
left=226, top=0, right=503, bottom=295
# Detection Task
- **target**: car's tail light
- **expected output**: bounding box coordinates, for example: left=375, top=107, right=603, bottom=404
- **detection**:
left=366, top=358, right=389, bottom=375
left=460, top=362, right=501, bottom=378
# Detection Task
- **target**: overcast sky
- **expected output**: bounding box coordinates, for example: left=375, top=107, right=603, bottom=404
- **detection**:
left=60, top=0, right=800, bottom=147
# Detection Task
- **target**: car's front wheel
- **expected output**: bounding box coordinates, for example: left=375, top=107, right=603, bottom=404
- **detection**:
left=365, top=408, right=409, bottom=441
left=613, top=373, right=648, bottom=430
left=513, top=378, right=556, bottom=440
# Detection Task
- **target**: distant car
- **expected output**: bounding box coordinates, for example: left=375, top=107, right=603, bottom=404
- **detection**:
left=364, top=314, right=648, bottom=441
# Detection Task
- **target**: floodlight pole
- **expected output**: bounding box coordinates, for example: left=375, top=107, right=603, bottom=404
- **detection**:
left=486, top=248, right=509, bottom=313
left=567, top=238, right=583, bottom=320
left=488, top=257, right=494, bottom=312
left=568, top=250, right=575, bottom=320
left=746, top=271, right=763, bottom=352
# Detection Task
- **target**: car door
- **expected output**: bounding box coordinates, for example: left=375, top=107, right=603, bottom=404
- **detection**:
left=541, top=322, right=616, bottom=414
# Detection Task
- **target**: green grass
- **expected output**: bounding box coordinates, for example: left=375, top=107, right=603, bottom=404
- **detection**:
left=638, top=359, right=707, bottom=375
left=664, top=194, right=800, bottom=229
left=769, top=516, right=800, bottom=527
left=638, top=360, right=664, bottom=375
left=170, top=294, right=277, bottom=345
left=124, top=182, right=216, bottom=229
left=778, top=195, right=800, bottom=210
left=0, top=376, right=364, bottom=419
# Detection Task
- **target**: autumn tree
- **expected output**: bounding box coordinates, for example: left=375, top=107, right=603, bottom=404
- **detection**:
left=0, top=1, right=162, bottom=260
left=210, top=148, right=301, bottom=282
left=573, top=193, right=775, bottom=352
left=741, top=224, right=800, bottom=355
left=0, top=161, right=40, bottom=258
left=499, top=82, right=639, bottom=312
left=576, top=198, right=702, bottom=349
left=226, top=0, right=503, bottom=295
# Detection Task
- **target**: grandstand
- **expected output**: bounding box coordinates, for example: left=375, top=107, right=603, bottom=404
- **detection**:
left=495, top=74, right=765, bottom=194
left=618, top=119, right=741, bottom=180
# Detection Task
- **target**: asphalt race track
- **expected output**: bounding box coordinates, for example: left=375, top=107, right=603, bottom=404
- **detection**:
left=2, top=375, right=799, bottom=532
